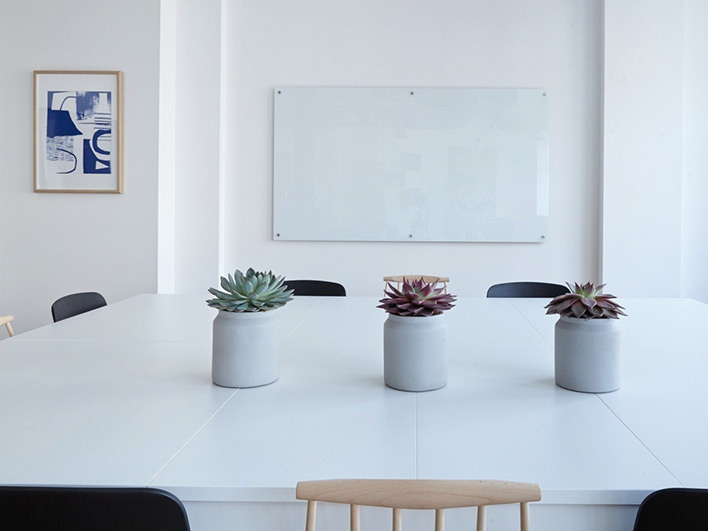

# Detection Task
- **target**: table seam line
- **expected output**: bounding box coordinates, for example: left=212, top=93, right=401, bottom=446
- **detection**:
left=280, top=306, right=316, bottom=343
left=595, top=394, right=684, bottom=486
left=509, top=300, right=552, bottom=345
left=510, top=298, right=682, bottom=486
left=145, top=388, right=240, bottom=487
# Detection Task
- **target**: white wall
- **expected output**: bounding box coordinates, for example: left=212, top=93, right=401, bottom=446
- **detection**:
left=603, top=0, right=708, bottom=302
left=3, top=1, right=706, bottom=334
left=0, top=0, right=160, bottom=332
left=158, top=0, right=177, bottom=294
left=681, top=0, right=708, bottom=302
left=171, top=0, right=223, bottom=295
left=220, top=0, right=603, bottom=296
left=603, top=0, right=685, bottom=298
left=158, top=0, right=225, bottom=296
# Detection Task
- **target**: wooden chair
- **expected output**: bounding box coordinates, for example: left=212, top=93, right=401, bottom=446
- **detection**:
left=383, top=275, right=450, bottom=293
left=296, top=479, right=541, bottom=531
left=0, top=315, right=14, bottom=338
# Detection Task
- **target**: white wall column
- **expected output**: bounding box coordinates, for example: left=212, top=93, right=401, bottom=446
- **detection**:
left=680, top=0, right=708, bottom=302
left=170, top=0, right=223, bottom=294
left=158, top=0, right=177, bottom=293
left=602, top=0, right=685, bottom=297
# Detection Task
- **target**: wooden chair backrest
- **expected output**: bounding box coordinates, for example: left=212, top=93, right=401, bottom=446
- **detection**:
left=0, top=315, right=14, bottom=338
left=296, top=479, right=541, bottom=531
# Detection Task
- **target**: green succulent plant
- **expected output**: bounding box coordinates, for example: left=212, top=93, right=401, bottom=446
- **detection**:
left=544, top=282, right=626, bottom=319
left=207, top=268, right=294, bottom=312
left=378, top=278, right=456, bottom=317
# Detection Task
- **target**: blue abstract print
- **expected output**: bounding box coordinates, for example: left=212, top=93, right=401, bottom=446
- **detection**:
left=45, top=90, right=112, bottom=175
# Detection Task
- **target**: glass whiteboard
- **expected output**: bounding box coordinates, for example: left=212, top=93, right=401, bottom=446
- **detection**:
left=273, top=87, right=549, bottom=242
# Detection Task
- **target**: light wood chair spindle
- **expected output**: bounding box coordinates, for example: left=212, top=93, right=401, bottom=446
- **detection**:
left=0, top=315, right=14, bottom=338
left=296, top=479, right=541, bottom=531
left=350, top=503, right=360, bottom=531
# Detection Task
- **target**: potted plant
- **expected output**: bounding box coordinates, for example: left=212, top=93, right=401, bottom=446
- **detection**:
left=206, top=268, right=294, bottom=388
left=545, top=282, right=627, bottom=393
left=377, top=278, right=457, bottom=392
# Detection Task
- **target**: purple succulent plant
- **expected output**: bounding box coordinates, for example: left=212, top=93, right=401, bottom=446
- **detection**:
left=378, top=278, right=456, bottom=317
left=545, top=282, right=626, bottom=319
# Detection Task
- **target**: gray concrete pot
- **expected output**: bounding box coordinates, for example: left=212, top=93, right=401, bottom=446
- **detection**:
left=212, top=310, right=280, bottom=388
left=554, top=316, right=621, bottom=393
left=383, top=313, right=448, bottom=392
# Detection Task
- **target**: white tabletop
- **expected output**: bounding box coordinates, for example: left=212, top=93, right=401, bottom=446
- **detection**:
left=151, top=297, right=418, bottom=501
left=1, top=294, right=702, bottom=508
left=0, top=337, right=232, bottom=486
left=592, top=299, right=708, bottom=487
left=511, top=297, right=708, bottom=490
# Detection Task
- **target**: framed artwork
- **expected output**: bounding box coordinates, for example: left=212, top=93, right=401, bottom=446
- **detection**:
left=34, top=70, right=123, bottom=193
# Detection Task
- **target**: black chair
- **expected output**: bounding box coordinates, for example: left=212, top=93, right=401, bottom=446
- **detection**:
left=633, top=488, right=708, bottom=530
left=486, top=282, right=569, bottom=298
left=0, top=486, right=191, bottom=531
left=284, top=280, right=346, bottom=296
left=51, top=291, right=107, bottom=322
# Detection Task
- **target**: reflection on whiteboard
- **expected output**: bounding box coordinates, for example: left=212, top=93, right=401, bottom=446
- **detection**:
left=273, top=87, right=549, bottom=242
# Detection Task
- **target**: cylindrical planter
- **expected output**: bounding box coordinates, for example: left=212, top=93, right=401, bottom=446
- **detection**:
left=212, top=310, right=280, bottom=388
left=554, top=316, right=621, bottom=393
left=383, top=313, right=449, bottom=392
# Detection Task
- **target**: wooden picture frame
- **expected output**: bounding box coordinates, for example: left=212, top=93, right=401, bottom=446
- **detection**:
left=34, top=70, right=123, bottom=193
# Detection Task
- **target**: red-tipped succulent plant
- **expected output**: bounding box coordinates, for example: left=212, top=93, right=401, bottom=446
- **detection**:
left=545, top=282, right=626, bottom=319
left=378, top=278, right=456, bottom=317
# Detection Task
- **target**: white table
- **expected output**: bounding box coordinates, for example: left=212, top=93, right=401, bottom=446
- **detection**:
left=1, top=294, right=705, bottom=531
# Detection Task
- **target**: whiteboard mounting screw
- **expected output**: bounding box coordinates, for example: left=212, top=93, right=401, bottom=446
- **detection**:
left=409, top=234, right=413, bottom=238
left=276, top=233, right=281, bottom=237
left=277, top=90, right=281, bottom=94
left=540, top=235, right=546, bottom=239
left=542, top=92, right=547, bottom=97
left=410, top=91, right=414, bottom=95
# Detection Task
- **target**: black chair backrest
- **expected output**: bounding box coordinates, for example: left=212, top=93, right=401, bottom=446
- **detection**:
left=285, top=280, right=346, bottom=297
left=486, top=282, right=569, bottom=298
left=0, top=486, right=190, bottom=531
left=51, top=292, right=107, bottom=322
left=633, top=488, right=708, bottom=531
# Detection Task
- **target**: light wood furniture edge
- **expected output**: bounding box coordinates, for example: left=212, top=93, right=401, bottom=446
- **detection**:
left=0, top=315, right=14, bottom=337
left=296, top=479, right=541, bottom=531
left=383, top=275, right=450, bottom=285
